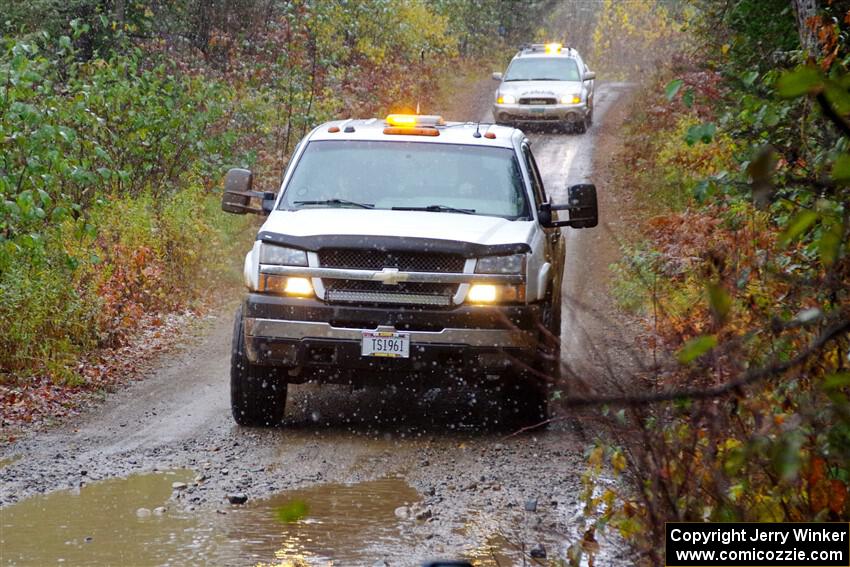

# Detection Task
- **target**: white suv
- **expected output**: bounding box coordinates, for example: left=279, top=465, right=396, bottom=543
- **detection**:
left=220, top=114, right=598, bottom=428
left=492, top=43, right=596, bottom=133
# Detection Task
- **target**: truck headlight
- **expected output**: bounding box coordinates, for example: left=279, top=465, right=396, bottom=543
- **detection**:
left=259, top=244, right=308, bottom=266
left=468, top=284, right=497, bottom=302
left=497, top=93, right=516, bottom=104
left=257, top=244, right=312, bottom=296
left=561, top=94, right=581, bottom=104
left=468, top=283, right=525, bottom=303
left=475, top=254, right=525, bottom=274
left=259, top=274, right=314, bottom=297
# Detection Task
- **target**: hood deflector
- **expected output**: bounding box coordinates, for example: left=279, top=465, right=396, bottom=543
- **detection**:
left=257, top=232, right=530, bottom=258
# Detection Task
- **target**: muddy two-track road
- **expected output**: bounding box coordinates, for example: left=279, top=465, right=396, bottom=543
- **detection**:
left=0, top=82, right=633, bottom=566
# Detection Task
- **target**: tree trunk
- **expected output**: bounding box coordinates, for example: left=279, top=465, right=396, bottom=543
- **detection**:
left=792, top=0, right=820, bottom=53
left=114, top=0, right=125, bottom=24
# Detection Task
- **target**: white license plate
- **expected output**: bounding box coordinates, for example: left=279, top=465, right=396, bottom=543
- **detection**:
left=361, top=331, right=410, bottom=358
left=530, top=107, right=546, bottom=113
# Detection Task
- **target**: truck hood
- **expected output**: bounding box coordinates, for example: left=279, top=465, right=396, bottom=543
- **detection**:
left=259, top=208, right=534, bottom=248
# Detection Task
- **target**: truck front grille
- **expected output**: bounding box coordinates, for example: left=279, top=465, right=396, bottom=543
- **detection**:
left=325, top=290, right=452, bottom=306
left=519, top=97, right=557, bottom=105
left=318, top=249, right=463, bottom=306
left=322, top=279, right=458, bottom=306
left=318, top=249, right=465, bottom=273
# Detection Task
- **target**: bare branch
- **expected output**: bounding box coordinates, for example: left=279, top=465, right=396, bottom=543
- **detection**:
left=558, top=318, right=850, bottom=408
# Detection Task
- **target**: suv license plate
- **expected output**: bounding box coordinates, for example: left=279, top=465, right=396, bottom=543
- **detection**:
left=530, top=107, right=545, bottom=113
left=361, top=331, right=410, bottom=358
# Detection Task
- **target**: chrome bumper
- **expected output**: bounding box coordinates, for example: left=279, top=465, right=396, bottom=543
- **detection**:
left=493, top=102, right=588, bottom=121
left=245, top=318, right=536, bottom=349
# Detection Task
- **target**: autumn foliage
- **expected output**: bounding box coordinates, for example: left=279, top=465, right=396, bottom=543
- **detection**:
left=574, top=2, right=850, bottom=564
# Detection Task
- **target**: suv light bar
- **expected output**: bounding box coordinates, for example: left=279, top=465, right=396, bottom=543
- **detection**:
left=385, top=114, right=445, bottom=127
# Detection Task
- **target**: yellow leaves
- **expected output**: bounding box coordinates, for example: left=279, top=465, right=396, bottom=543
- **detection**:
left=587, top=445, right=605, bottom=468
left=611, top=450, right=627, bottom=473
left=591, top=0, right=683, bottom=78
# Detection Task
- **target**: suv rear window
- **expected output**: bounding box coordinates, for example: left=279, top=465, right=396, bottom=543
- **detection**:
left=504, top=58, right=580, bottom=82
left=279, top=140, right=530, bottom=219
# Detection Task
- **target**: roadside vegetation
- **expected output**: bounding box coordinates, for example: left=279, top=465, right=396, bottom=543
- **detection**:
left=574, top=0, right=850, bottom=564
left=0, top=0, right=558, bottom=419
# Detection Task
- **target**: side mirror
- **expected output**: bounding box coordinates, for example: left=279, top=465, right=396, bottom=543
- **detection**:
left=491, top=72, right=503, bottom=81
left=221, top=168, right=276, bottom=215
left=538, top=202, right=552, bottom=226
left=565, top=183, right=598, bottom=228
left=583, top=71, right=596, bottom=81
left=539, top=184, right=598, bottom=229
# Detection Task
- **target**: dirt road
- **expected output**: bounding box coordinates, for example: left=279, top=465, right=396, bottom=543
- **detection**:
left=0, top=83, right=632, bottom=566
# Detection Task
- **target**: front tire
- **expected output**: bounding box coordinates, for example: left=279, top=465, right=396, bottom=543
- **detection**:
left=573, top=116, right=588, bottom=134
left=538, top=290, right=562, bottom=381
left=231, top=307, right=288, bottom=427
left=501, top=290, right=561, bottom=429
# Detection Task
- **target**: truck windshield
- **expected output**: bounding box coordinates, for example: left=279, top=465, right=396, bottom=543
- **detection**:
left=279, top=140, right=530, bottom=219
left=504, top=58, right=580, bottom=81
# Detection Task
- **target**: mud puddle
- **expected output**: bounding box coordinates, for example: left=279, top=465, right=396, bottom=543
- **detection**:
left=0, top=470, right=197, bottom=566
left=465, top=535, right=534, bottom=566
left=1, top=473, right=437, bottom=566
left=224, top=477, right=423, bottom=565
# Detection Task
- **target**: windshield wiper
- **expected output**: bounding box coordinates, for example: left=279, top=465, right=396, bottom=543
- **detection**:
left=293, top=198, right=374, bottom=209
left=392, top=204, right=475, bottom=215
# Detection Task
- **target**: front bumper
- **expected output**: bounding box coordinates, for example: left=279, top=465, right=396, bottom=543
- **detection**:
left=494, top=102, right=588, bottom=124
left=242, top=293, right=540, bottom=380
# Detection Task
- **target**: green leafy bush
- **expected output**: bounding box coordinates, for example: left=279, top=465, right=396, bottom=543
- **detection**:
left=0, top=33, right=250, bottom=383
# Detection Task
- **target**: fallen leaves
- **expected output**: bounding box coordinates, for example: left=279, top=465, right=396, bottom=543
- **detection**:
left=0, top=306, right=204, bottom=437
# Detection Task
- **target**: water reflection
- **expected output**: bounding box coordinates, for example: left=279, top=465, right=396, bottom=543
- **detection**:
left=234, top=477, right=421, bottom=565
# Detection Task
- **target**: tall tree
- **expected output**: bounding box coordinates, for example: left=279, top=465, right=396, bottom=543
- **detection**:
left=792, top=0, right=820, bottom=53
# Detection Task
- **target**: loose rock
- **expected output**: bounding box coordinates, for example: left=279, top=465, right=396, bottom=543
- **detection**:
left=394, top=506, right=410, bottom=520
left=172, top=482, right=188, bottom=490
left=530, top=543, right=547, bottom=558
left=153, top=506, right=167, bottom=515
left=136, top=507, right=151, bottom=518
left=227, top=492, right=248, bottom=505
left=524, top=498, right=538, bottom=512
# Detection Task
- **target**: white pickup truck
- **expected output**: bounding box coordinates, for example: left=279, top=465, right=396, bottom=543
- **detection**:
left=221, top=114, right=598, bottom=428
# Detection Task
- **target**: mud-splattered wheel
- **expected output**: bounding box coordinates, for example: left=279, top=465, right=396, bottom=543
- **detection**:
left=573, top=115, right=588, bottom=134
left=501, top=290, right=560, bottom=430
left=230, top=307, right=288, bottom=427
left=538, top=290, right=562, bottom=381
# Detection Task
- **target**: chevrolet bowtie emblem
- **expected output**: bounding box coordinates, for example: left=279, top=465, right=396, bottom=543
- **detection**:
left=374, top=267, right=407, bottom=285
